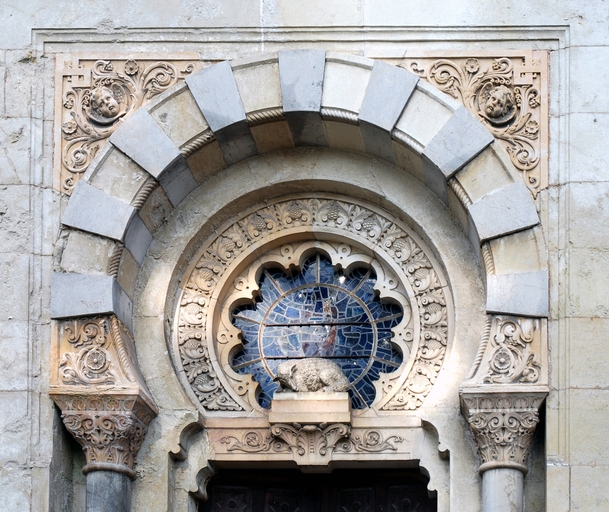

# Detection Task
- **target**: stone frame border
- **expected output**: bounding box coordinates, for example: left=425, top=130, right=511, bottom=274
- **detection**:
left=47, top=50, right=550, bottom=508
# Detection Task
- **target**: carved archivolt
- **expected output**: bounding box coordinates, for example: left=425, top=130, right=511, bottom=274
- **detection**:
left=174, top=195, right=453, bottom=415
left=402, top=52, right=547, bottom=196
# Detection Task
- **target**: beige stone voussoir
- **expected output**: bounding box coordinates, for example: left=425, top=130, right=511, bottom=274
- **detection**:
left=323, top=120, right=364, bottom=153
left=117, top=247, right=140, bottom=300
left=148, top=82, right=210, bottom=150
left=231, top=55, right=283, bottom=115
left=322, top=53, right=373, bottom=114
left=455, top=142, right=517, bottom=204
left=84, top=145, right=150, bottom=207
left=59, top=230, right=115, bottom=275
left=489, top=226, right=547, bottom=276
left=250, top=121, right=295, bottom=153
left=394, top=80, right=457, bottom=150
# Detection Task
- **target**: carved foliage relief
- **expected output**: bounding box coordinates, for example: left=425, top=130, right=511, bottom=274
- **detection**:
left=401, top=52, right=548, bottom=196
left=466, top=316, right=545, bottom=386
left=460, top=393, right=545, bottom=471
left=50, top=316, right=158, bottom=474
left=176, top=196, right=452, bottom=414
left=56, top=56, right=203, bottom=193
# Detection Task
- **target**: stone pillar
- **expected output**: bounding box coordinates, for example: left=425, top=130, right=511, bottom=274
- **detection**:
left=460, top=390, right=546, bottom=512
left=86, top=470, right=132, bottom=512
left=49, top=316, right=158, bottom=512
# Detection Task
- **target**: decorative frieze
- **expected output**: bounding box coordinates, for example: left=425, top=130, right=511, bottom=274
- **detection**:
left=50, top=315, right=158, bottom=477
left=460, top=391, right=546, bottom=475
left=219, top=424, right=405, bottom=467
left=401, top=52, right=547, bottom=196
left=55, top=56, right=204, bottom=193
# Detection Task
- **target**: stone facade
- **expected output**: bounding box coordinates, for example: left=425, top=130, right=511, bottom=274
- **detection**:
left=0, top=2, right=607, bottom=511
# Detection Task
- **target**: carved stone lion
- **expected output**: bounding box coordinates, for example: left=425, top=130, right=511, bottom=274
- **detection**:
left=274, top=358, right=350, bottom=393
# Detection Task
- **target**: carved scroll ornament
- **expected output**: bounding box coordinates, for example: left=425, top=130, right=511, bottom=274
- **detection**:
left=50, top=315, right=158, bottom=477
left=57, top=57, right=203, bottom=193
left=464, top=316, right=546, bottom=386
left=402, top=53, right=547, bottom=196
left=460, top=392, right=545, bottom=475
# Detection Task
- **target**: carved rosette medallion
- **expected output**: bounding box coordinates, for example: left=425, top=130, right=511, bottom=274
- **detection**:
left=464, top=316, right=546, bottom=386
left=174, top=195, right=453, bottom=415
left=401, top=52, right=547, bottom=196
left=460, top=392, right=546, bottom=475
left=50, top=315, right=158, bottom=477
left=56, top=56, right=203, bottom=193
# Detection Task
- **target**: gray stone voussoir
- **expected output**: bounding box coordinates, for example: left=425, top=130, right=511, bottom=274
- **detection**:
left=157, top=159, right=199, bottom=207
left=109, top=108, right=184, bottom=180
left=486, top=270, right=549, bottom=317
left=468, top=180, right=540, bottom=242
left=278, top=49, right=326, bottom=113
left=62, top=181, right=136, bottom=242
left=123, top=213, right=152, bottom=265
left=279, top=50, right=328, bottom=147
left=51, top=273, right=133, bottom=332
left=422, top=106, right=494, bottom=178
left=186, top=60, right=247, bottom=131
left=359, top=61, right=418, bottom=132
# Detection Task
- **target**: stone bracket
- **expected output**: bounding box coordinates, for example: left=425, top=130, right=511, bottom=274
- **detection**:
left=50, top=315, right=158, bottom=478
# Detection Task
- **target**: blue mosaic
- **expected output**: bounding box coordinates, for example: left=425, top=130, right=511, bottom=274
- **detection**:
left=231, top=254, right=403, bottom=409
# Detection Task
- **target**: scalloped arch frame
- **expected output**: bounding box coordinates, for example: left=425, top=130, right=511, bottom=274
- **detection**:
left=51, top=49, right=548, bottom=356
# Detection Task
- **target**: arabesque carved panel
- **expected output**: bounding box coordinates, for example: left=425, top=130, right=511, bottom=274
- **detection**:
left=400, top=51, right=548, bottom=196
left=55, top=55, right=204, bottom=193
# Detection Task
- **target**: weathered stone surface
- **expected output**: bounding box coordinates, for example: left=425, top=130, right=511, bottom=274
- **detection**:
left=394, top=81, right=457, bottom=150
left=359, top=60, right=418, bottom=131
left=422, top=106, right=494, bottom=178
left=86, top=470, right=132, bottom=512
left=186, top=61, right=247, bottom=131
left=279, top=49, right=326, bottom=113
left=322, top=53, right=372, bottom=114
left=62, top=181, right=135, bottom=242
left=486, top=271, right=549, bottom=317
left=51, top=273, right=132, bottom=330
left=468, top=181, right=540, bottom=241
left=123, top=213, right=152, bottom=265
left=109, top=108, right=183, bottom=180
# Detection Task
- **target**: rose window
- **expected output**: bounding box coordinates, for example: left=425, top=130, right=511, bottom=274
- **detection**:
left=231, top=254, right=404, bottom=409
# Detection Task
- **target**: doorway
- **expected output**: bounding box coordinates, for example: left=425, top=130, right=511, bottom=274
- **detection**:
left=200, top=468, right=436, bottom=511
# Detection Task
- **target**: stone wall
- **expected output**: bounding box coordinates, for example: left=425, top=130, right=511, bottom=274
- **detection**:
left=1, top=1, right=608, bottom=511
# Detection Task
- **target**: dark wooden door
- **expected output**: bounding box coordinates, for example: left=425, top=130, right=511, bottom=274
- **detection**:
left=200, top=468, right=436, bottom=512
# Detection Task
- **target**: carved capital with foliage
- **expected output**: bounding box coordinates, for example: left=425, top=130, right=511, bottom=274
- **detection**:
left=460, top=390, right=546, bottom=475
left=50, top=315, right=158, bottom=478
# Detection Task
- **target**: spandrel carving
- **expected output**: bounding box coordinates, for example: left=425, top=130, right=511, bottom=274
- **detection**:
left=57, top=56, right=203, bottom=193
left=402, top=52, right=547, bottom=196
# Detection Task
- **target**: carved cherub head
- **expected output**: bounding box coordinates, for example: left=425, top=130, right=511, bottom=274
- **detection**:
left=480, top=84, right=516, bottom=124
left=90, top=86, right=119, bottom=118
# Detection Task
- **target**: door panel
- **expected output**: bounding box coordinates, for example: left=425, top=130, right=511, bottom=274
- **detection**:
left=200, top=469, right=436, bottom=512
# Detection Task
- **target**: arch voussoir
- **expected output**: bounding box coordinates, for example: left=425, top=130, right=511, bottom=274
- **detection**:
left=52, top=49, right=547, bottom=327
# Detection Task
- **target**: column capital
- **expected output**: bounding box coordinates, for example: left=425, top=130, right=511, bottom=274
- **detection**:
left=50, top=315, right=158, bottom=478
left=459, top=389, right=547, bottom=475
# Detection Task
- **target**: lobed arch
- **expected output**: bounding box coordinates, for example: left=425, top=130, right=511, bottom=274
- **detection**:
left=48, top=50, right=549, bottom=510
